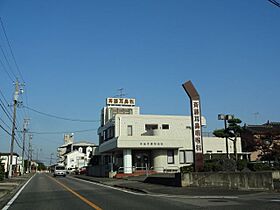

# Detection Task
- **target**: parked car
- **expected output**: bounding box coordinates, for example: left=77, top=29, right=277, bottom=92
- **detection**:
left=79, top=166, right=87, bottom=175
left=53, top=165, right=66, bottom=177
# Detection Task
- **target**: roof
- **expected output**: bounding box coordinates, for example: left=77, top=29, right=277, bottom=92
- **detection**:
left=244, top=122, right=280, bottom=135
left=58, top=141, right=97, bottom=149
left=0, top=152, right=19, bottom=157
left=72, top=141, right=96, bottom=146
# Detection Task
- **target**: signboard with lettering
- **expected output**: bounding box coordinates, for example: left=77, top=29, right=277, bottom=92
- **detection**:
left=106, top=98, right=136, bottom=106
left=192, top=100, right=202, bottom=153
left=182, top=80, right=204, bottom=172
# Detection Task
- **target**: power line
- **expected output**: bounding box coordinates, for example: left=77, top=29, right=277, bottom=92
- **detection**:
left=14, top=137, right=23, bottom=149
left=0, top=17, right=30, bottom=122
left=0, top=45, right=17, bottom=79
left=268, top=0, right=280, bottom=8
left=0, top=56, right=13, bottom=81
left=0, top=102, right=13, bottom=123
left=0, top=91, right=23, bottom=130
left=0, top=123, right=12, bottom=136
left=0, top=17, right=25, bottom=83
left=24, top=105, right=100, bottom=123
left=0, top=117, right=11, bottom=130
left=28, top=128, right=97, bottom=135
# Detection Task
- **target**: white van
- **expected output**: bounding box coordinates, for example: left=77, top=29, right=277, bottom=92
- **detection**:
left=53, top=165, right=66, bottom=177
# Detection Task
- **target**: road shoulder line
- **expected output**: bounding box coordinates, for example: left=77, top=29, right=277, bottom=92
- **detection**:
left=2, top=173, right=36, bottom=210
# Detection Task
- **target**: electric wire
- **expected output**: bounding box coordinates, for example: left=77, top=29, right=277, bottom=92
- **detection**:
left=28, top=128, right=97, bottom=135
left=0, top=45, right=17, bottom=79
left=268, top=0, right=280, bottom=7
left=0, top=117, right=11, bottom=130
left=0, top=123, right=11, bottom=136
left=14, top=137, right=23, bottom=149
left=0, top=56, right=13, bottom=81
left=0, top=17, right=30, bottom=122
left=0, top=97, right=23, bottom=139
left=0, top=17, right=25, bottom=83
left=0, top=102, right=13, bottom=123
left=24, top=105, right=100, bottom=123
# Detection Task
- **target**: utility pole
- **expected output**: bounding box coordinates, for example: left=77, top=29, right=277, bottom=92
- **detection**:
left=21, top=119, right=29, bottom=175
left=50, top=153, right=54, bottom=166
left=27, top=134, right=32, bottom=173
left=8, top=79, right=23, bottom=178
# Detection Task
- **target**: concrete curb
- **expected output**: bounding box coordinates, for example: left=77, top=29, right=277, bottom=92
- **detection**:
left=112, top=184, right=148, bottom=194
left=73, top=175, right=148, bottom=194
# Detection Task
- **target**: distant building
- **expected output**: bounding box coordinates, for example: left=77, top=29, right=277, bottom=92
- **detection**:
left=65, top=150, right=87, bottom=170
left=88, top=97, right=245, bottom=177
left=242, top=121, right=280, bottom=161
left=64, top=133, right=74, bottom=144
left=0, top=153, right=20, bottom=175
left=57, top=140, right=97, bottom=170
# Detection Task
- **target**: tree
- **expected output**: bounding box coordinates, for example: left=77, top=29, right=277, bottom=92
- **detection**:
left=37, top=162, right=47, bottom=171
left=213, top=118, right=242, bottom=161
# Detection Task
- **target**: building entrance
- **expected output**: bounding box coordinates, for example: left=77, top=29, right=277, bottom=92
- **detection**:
left=132, top=150, right=151, bottom=170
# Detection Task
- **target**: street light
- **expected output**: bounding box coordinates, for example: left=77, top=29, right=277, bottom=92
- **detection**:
left=218, top=114, right=234, bottom=159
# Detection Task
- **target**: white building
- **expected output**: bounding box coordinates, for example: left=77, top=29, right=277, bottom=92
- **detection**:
left=65, top=150, right=88, bottom=170
left=57, top=139, right=97, bottom=170
left=92, top=97, right=244, bottom=176
left=0, top=153, right=20, bottom=174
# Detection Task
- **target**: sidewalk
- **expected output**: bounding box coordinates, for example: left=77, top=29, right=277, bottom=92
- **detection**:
left=72, top=174, right=264, bottom=197
left=0, top=173, right=34, bottom=208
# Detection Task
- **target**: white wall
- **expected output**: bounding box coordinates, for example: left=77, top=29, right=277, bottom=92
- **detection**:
left=0, top=155, right=19, bottom=172
left=115, top=114, right=206, bottom=150
left=66, top=151, right=87, bottom=170
left=203, top=137, right=242, bottom=154
left=151, top=150, right=180, bottom=172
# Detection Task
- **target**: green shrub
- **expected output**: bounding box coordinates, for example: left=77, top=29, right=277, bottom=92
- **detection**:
left=236, top=159, right=248, bottom=171
left=247, top=162, right=272, bottom=171
left=203, top=159, right=236, bottom=172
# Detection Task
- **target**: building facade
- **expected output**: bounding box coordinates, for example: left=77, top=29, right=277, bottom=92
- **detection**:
left=0, top=153, right=20, bottom=175
left=92, top=98, right=244, bottom=176
left=57, top=137, right=97, bottom=170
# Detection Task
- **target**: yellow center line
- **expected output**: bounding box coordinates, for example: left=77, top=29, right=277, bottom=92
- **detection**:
left=47, top=174, right=103, bottom=210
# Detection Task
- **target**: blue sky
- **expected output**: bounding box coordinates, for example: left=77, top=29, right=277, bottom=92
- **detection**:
left=0, top=0, right=279, bottom=164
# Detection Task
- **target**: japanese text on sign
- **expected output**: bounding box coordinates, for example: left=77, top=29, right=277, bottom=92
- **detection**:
left=192, top=100, right=202, bottom=153
left=106, top=98, right=136, bottom=106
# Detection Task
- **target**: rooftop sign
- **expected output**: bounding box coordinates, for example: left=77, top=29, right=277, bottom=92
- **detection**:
left=106, top=98, right=136, bottom=106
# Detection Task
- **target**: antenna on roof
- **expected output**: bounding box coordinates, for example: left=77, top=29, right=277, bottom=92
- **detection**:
left=114, top=88, right=127, bottom=98
left=253, top=112, right=260, bottom=124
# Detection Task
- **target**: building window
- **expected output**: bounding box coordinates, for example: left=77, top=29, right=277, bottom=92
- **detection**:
left=127, top=125, right=133, bottom=136
left=185, top=151, right=194, bottom=163
left=167, top=150, right=174, bottom=164
left=179, top=151, right=185, bottom=164
left=217, top=150, right=223, bottom=153
left=162, top=124, right=169, bottom=130
left=206, top=150, right=212, bottom=153
left=145, top=124, right=158, bottom=130
left=179, top=150, right=194, bottom=164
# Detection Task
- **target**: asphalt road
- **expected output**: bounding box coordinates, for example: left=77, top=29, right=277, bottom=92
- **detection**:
left=5, top=173, right=280, bottom=210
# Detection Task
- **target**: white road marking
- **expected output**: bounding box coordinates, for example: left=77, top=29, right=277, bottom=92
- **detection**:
left=2, top=173, right=36, bottom=210
left=270, top=199, right=280, bottom=202
left=69, top=176, right=238, bottom=199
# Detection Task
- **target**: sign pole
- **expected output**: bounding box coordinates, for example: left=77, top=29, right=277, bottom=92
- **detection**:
left=182, top=81, right=204, bottom=172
